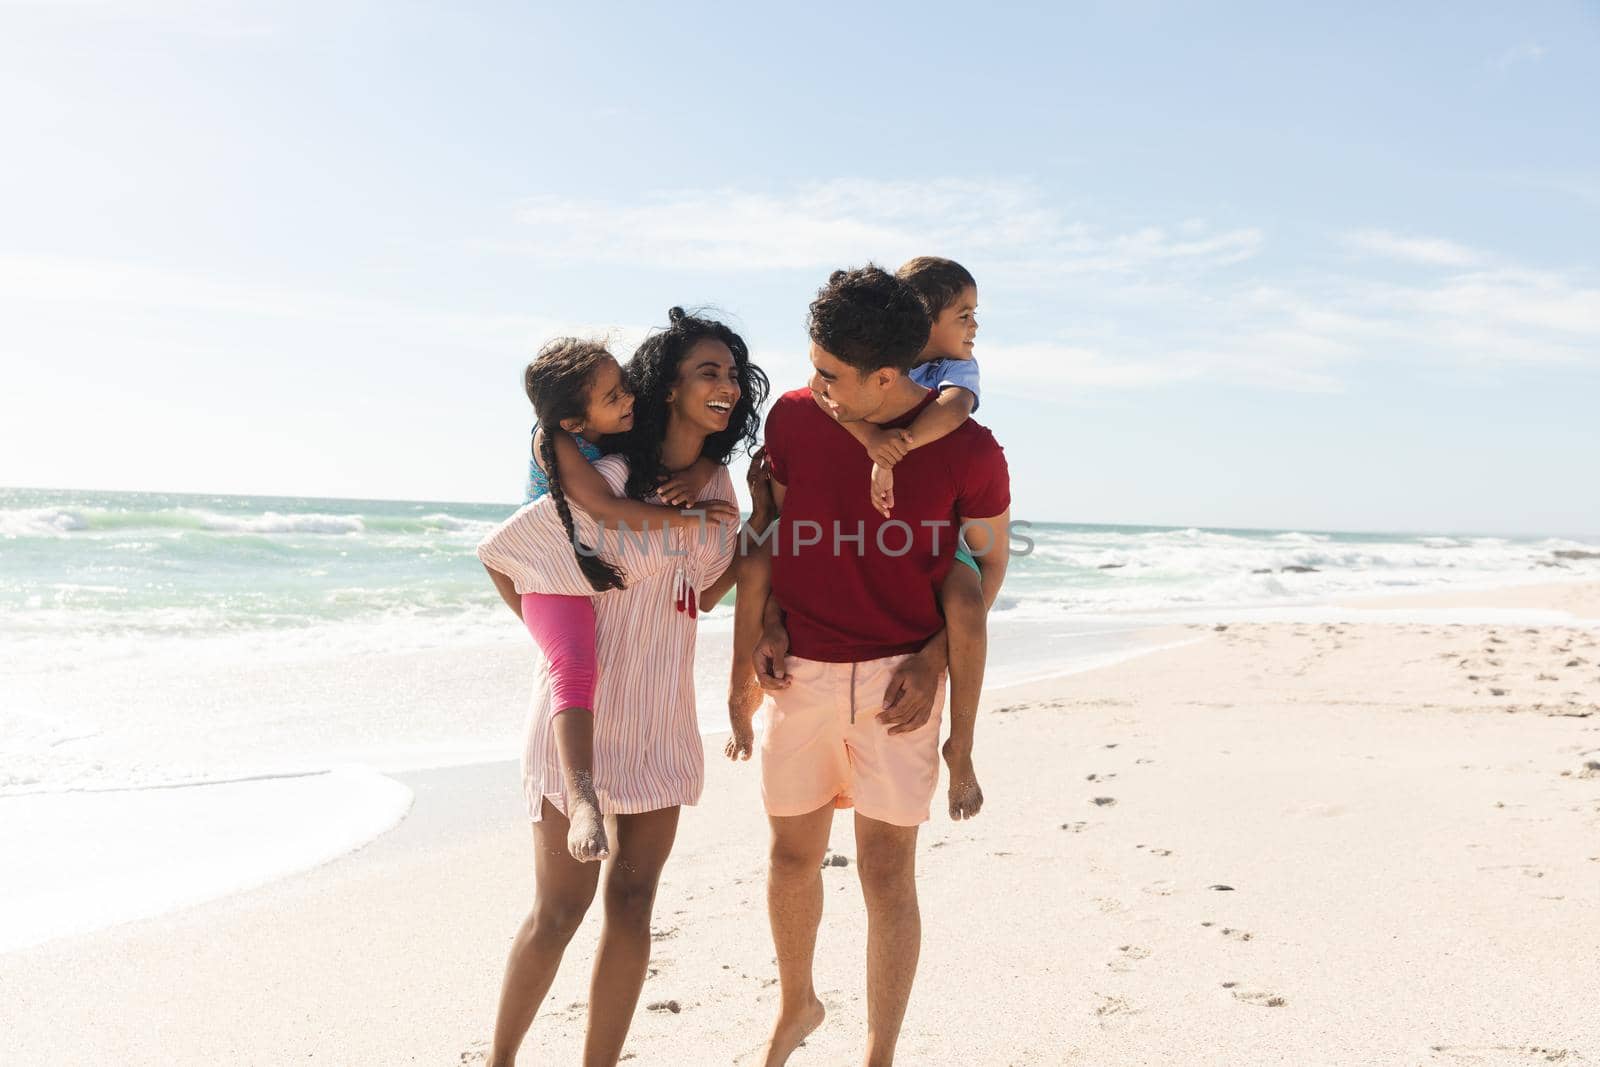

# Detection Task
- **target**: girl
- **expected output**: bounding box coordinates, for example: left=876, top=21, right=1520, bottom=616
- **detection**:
left=508, top=337, right=739, bottom=864
left=477, top=309, right=769, bottom=1066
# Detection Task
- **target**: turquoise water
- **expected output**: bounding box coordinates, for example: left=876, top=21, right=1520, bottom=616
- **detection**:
left=4, top=486, right=1597, bottom=660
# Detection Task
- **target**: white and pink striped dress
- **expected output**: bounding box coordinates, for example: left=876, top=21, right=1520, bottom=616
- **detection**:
left=477, top=457, right=736, bottom=822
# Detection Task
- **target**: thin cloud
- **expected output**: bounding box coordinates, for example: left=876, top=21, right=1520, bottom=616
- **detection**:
left=1344, top=229, right=1484, bottom=268
left=1492, top=43, right=1547, bottom=70
left=504, top=179, right=1263, bottom=276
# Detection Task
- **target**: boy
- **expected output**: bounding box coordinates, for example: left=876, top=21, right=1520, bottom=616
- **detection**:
left=836, top=256, right=993, bottom=822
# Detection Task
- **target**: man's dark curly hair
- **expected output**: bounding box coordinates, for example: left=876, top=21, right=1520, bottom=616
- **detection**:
left=605, top=307, right=770, bottom=501
left=806, top=264, right=930, bottom=374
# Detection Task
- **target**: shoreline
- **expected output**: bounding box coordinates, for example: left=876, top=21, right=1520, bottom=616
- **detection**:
left=4, top=582, right=1598, bottom=1063
left=8, top=581, right=1600, bottom=959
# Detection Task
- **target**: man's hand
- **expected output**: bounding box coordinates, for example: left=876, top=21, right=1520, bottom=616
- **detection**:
left=865, top=427, right=914, bottom=469
left=725, top=675, right=763, bottom=761
left=878, top=652, right=944, bottom=735
left=870, top=463, right=895, bottom=519
left=754, top=619, right=792, bottom=690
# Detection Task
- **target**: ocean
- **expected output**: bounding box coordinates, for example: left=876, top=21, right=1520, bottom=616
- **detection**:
left=4, top=485, right=1598, bottom=951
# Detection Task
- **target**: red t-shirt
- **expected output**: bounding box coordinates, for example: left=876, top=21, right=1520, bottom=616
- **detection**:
left=764, top=387, right=1011, bottom=662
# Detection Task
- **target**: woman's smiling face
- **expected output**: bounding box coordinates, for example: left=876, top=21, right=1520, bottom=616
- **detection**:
left=669, top=339, right=741, bottom=435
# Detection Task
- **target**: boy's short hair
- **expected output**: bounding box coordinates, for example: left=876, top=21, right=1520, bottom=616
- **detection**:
left=896, top=256, right=977, bottom=319
left=807, top=264, right=930, bottom=374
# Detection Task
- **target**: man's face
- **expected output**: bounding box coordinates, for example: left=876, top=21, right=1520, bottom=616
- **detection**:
left=808, top=342, right=893, bottom=423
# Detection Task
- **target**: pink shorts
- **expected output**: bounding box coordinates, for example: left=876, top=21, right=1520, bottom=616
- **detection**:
left=760, top=654, right=945, bottom=827
left=520, top=592, right=596, bottom=713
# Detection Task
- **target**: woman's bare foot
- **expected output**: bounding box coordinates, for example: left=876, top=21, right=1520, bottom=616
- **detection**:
left=565, top=775, right=609, bottom=862
left=760, top=997, right=824, bottom=1067
left=943, top=739, right=984, bottom=820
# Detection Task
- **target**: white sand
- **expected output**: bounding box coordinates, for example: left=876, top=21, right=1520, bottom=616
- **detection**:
left=3, top=587, right=1598, bottom=1065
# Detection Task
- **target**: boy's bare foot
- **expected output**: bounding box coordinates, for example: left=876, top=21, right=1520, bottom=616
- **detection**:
left=760, top=997, right=824, bottom=1067
left=943, top=739, right=984, bottom=820
left=566, top=777, right=609, bottom=862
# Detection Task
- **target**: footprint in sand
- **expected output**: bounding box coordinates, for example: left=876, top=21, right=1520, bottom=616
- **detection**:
left=459, top=1040, right=489, bottom=1064
left=1106, top=944, right=1152, bottom=972
left=1429, top=1045, right=1583, bottom=1063
left=1222, top=983, right=1286, bottom=1007
left=1149, top=847, right=1174, bottom=857
left=1086, top=772, right=1118, bottom=782
left=1141, top=879, right=1175, bottom=896
left=1091, top=796, right=1117, bottom=807
left=1061, top=821, right=1090, bottom=833
left=1093, top=993, right=1140, bottom=1018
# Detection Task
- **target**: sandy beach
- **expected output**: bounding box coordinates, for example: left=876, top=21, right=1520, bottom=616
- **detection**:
left=4, top=582, right=1598, bottom=1066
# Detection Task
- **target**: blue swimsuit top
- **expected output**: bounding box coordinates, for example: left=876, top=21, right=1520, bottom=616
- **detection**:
left=525, top=425, right=605, bottom=504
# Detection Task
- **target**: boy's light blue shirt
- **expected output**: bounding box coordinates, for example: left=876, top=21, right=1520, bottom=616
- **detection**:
left=908, top=357, right=980, bottom=413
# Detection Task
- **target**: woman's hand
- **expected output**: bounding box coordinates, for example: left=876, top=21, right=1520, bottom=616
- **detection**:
left=725, top=675, right=763, bottom=761
left=745, top=446, right=776, bottom=523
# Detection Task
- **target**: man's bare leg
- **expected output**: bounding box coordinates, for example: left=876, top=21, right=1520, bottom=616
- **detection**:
left=761, top=803, right=834, bottom=1067
left=854, top=813, right=921, bottom=1067
left=487, top=799, right=602, bottom=1067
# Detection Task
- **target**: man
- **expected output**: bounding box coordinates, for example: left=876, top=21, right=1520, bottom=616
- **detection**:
left=729, top=265, right=1011, bottom=1067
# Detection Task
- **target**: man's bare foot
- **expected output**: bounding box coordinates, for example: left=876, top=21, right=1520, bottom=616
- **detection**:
left=943, top=739, right=984, bottom=820
left=566, top=776, right=609, bottom=862
left=760, top=997, right=824, bottom=1067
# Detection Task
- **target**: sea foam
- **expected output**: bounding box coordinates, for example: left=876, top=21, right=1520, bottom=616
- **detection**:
left=0, top=767, right=413, bottom=953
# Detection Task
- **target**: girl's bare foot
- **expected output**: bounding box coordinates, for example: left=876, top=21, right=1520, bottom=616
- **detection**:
left=565, top=775, right=609, bottom=862
left=761, top=997, right=824, bottom=1067
left=943, top=739, right=984, bottom=820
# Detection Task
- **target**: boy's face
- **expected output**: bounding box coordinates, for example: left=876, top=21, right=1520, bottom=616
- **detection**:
left=924, top=285, right=978, bottom=361
left=807, top=342, right=897, bottom=423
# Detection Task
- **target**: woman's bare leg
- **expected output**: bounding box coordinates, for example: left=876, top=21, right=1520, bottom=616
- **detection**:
left=581, top=805, right=682, bottom=1067
left=487, top=798, right=603, bottom=1067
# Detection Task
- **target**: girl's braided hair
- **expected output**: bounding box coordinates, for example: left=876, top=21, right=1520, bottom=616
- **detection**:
left=606, top=308, right=769, bottom=502
left=524, top=337, right=626, bottom=592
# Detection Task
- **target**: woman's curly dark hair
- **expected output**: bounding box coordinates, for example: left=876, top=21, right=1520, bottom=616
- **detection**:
left=807, top=264, right=930, bottom=374
left=605, top=307, right=769, bottom=502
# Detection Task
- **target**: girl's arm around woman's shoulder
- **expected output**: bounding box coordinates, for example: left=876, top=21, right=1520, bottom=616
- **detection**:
left=548, top=433, right=736, bottom=531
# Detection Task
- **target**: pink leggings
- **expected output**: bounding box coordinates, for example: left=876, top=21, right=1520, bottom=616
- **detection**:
left=520, top=592, right=597, bottom=713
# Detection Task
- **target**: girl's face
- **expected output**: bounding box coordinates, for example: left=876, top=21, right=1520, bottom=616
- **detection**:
left=576, top=356, right=634, bottom=438
left=667, top=339, right=741, bottom=437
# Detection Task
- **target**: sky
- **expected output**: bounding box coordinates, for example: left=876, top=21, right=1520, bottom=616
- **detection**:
left=1, top=0, right=1597, bottom=535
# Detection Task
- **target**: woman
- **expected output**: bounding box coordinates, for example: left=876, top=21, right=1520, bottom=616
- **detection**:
left=476, top=307, right=770, bottom=1066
